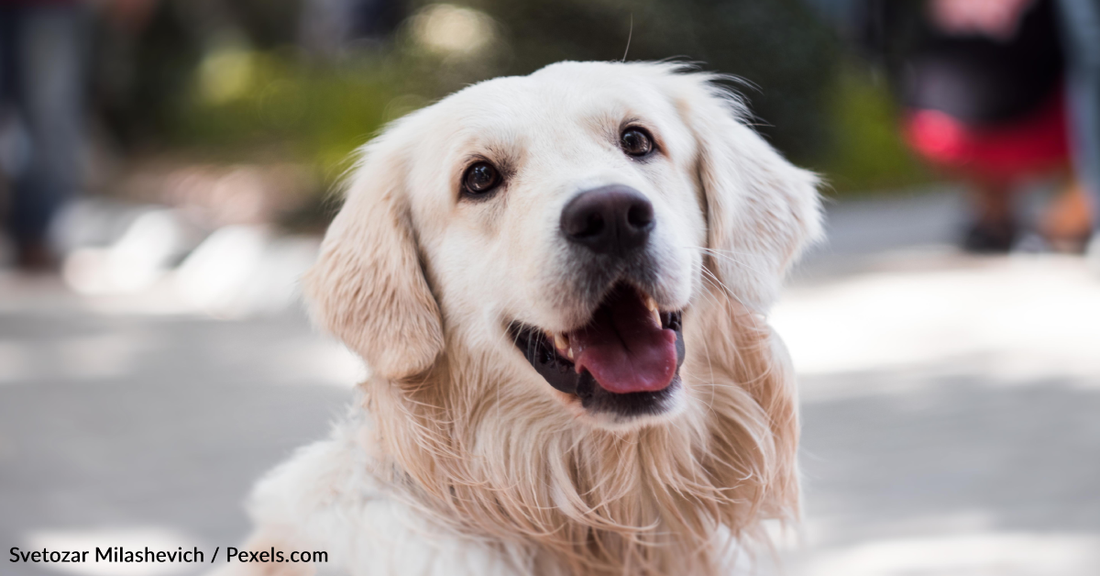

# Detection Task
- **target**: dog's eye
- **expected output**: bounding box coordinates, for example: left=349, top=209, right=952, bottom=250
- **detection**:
left=462, top=162, right=502, bottom=197
left=620, top=127, right=654, bottom=157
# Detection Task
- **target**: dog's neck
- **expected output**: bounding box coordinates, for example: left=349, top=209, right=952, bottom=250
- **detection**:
left=360, top=301, right=798, bottom=576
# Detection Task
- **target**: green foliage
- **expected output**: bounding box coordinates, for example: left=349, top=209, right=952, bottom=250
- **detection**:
left=815, top=65, right=933, bottom=195
left=101, top=0, right=930, bottom=202
left=174, top=51, right=405, bottom=171
left=104, top=0, right=840, bottom=162
left=462, top=0, right=839, bottom=162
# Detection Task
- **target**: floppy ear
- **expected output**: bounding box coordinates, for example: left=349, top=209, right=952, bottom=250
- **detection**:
left=672, top=72, right=823, bottom=309
left=665, top=72, right=816, bottom=528
left=303, top=136, right=444, bottom=380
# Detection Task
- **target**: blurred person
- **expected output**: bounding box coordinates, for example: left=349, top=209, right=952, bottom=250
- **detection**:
left=0, top=0, right=90, bottom=270
left=0, top=0, right=154, bottom=271
left=902, top=0, right=1086, bottom=252
left=830, top=0, right=1094, bottom=252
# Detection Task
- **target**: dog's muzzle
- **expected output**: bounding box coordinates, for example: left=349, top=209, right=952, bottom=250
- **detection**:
left=510, top=185, right=686, bottom=419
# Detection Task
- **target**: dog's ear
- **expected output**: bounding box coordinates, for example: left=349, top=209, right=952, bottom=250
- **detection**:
left=671, top=71, right=823, bottom=309
left=303, top=136, right=444, bottom=380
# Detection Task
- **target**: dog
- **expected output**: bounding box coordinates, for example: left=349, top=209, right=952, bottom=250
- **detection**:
left=214, top=61, right=822, bottom=576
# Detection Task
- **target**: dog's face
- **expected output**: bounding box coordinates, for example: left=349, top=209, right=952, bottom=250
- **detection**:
left=406, top=64, right=709, bottom=425
left=306, top=62, right=821, bottom=429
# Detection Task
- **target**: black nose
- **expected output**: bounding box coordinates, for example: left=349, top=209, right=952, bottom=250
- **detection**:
left=560, top=185, right=654, bottom=257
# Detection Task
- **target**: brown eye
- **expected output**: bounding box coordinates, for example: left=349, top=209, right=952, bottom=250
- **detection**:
left=620, top=127, right=654, bottom=157
left=462, top=161, right=502, bottom=197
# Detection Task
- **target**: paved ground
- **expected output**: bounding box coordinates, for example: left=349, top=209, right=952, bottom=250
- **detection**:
left=1, top=189, right=1098, bottom=576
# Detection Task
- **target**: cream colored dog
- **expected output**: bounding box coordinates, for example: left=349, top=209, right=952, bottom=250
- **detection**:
left=216, top=61, right=822, bottom=576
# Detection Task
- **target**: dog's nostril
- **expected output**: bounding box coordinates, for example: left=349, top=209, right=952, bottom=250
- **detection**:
left=627, top=202, right=654, bottom=230
left=560, top=185, right=654, bottom=256
left=578, top=213, right=605, bottom=238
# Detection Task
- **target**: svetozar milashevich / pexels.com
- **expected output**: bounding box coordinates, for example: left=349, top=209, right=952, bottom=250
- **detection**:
left=10, top=545, right=328, bottom=566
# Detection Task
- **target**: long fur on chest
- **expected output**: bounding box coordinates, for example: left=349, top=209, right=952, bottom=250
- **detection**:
left=362, top=296, right=799, bottom=576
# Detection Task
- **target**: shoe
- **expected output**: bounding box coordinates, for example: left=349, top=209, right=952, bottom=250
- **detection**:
left=962, top=219, right=1017, bottom=253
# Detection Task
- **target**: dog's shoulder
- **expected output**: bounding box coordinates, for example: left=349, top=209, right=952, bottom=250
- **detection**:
left=245, top=413, right=529, bottom=576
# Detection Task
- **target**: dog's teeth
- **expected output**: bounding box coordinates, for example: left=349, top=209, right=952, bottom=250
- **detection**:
left=553, top=333, right=569, bottom=352
left=567, top=346, right=574, bottom=360
left=643, top=295, right=661, bottom=324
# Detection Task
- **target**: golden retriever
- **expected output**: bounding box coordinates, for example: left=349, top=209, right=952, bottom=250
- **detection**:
left=214, top=61, right=822, bottom=576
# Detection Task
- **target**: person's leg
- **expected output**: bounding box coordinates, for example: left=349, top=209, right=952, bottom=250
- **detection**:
left=1041, top=175, right=1093, bottom=252
left=963, top=179, right=1018, bottom=253
left=8, top=5, right=87, bottom=269
left=0, top=8, right=20, bottom=235
left=1056, top=0, right=1100, bottom=230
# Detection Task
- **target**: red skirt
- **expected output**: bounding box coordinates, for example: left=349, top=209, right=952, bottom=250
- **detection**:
left=904, top=89, right=1069, bottom=183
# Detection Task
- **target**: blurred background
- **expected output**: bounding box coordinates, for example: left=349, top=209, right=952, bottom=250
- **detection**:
left=0, top=0, right=1097, bottom=575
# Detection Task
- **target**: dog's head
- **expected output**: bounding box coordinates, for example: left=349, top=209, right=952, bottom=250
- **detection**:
left=305, top=61, right=821, bottom=429
left=305, top=61, right=821, bottom=573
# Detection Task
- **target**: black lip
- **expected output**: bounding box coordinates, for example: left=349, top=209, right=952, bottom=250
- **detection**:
left=509, top=308, right=685, bottom=418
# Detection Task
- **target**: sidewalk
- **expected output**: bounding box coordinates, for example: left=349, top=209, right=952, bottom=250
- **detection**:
left=1, top=188, right=1098, bottom=576
left=776, top=191, right=1100, bottom=575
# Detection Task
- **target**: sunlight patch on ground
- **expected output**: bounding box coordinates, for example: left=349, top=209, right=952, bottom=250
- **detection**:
left=797, top=532, right=1100, bottom=576
left=774, top=254, right=1100, bottom=392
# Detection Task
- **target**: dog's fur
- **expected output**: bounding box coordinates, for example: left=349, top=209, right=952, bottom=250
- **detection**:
left=215, top=61, right=822, bottom=576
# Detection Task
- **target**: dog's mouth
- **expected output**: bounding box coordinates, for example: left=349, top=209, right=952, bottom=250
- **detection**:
left=509, top=282, right=686, bottom=417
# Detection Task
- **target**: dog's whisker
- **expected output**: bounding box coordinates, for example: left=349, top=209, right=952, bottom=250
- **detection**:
left=684, top=245, right=773, bottom=282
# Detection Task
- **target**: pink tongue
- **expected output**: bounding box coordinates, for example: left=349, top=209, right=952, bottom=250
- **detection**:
left=568, top=286, right=678, bottom=394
